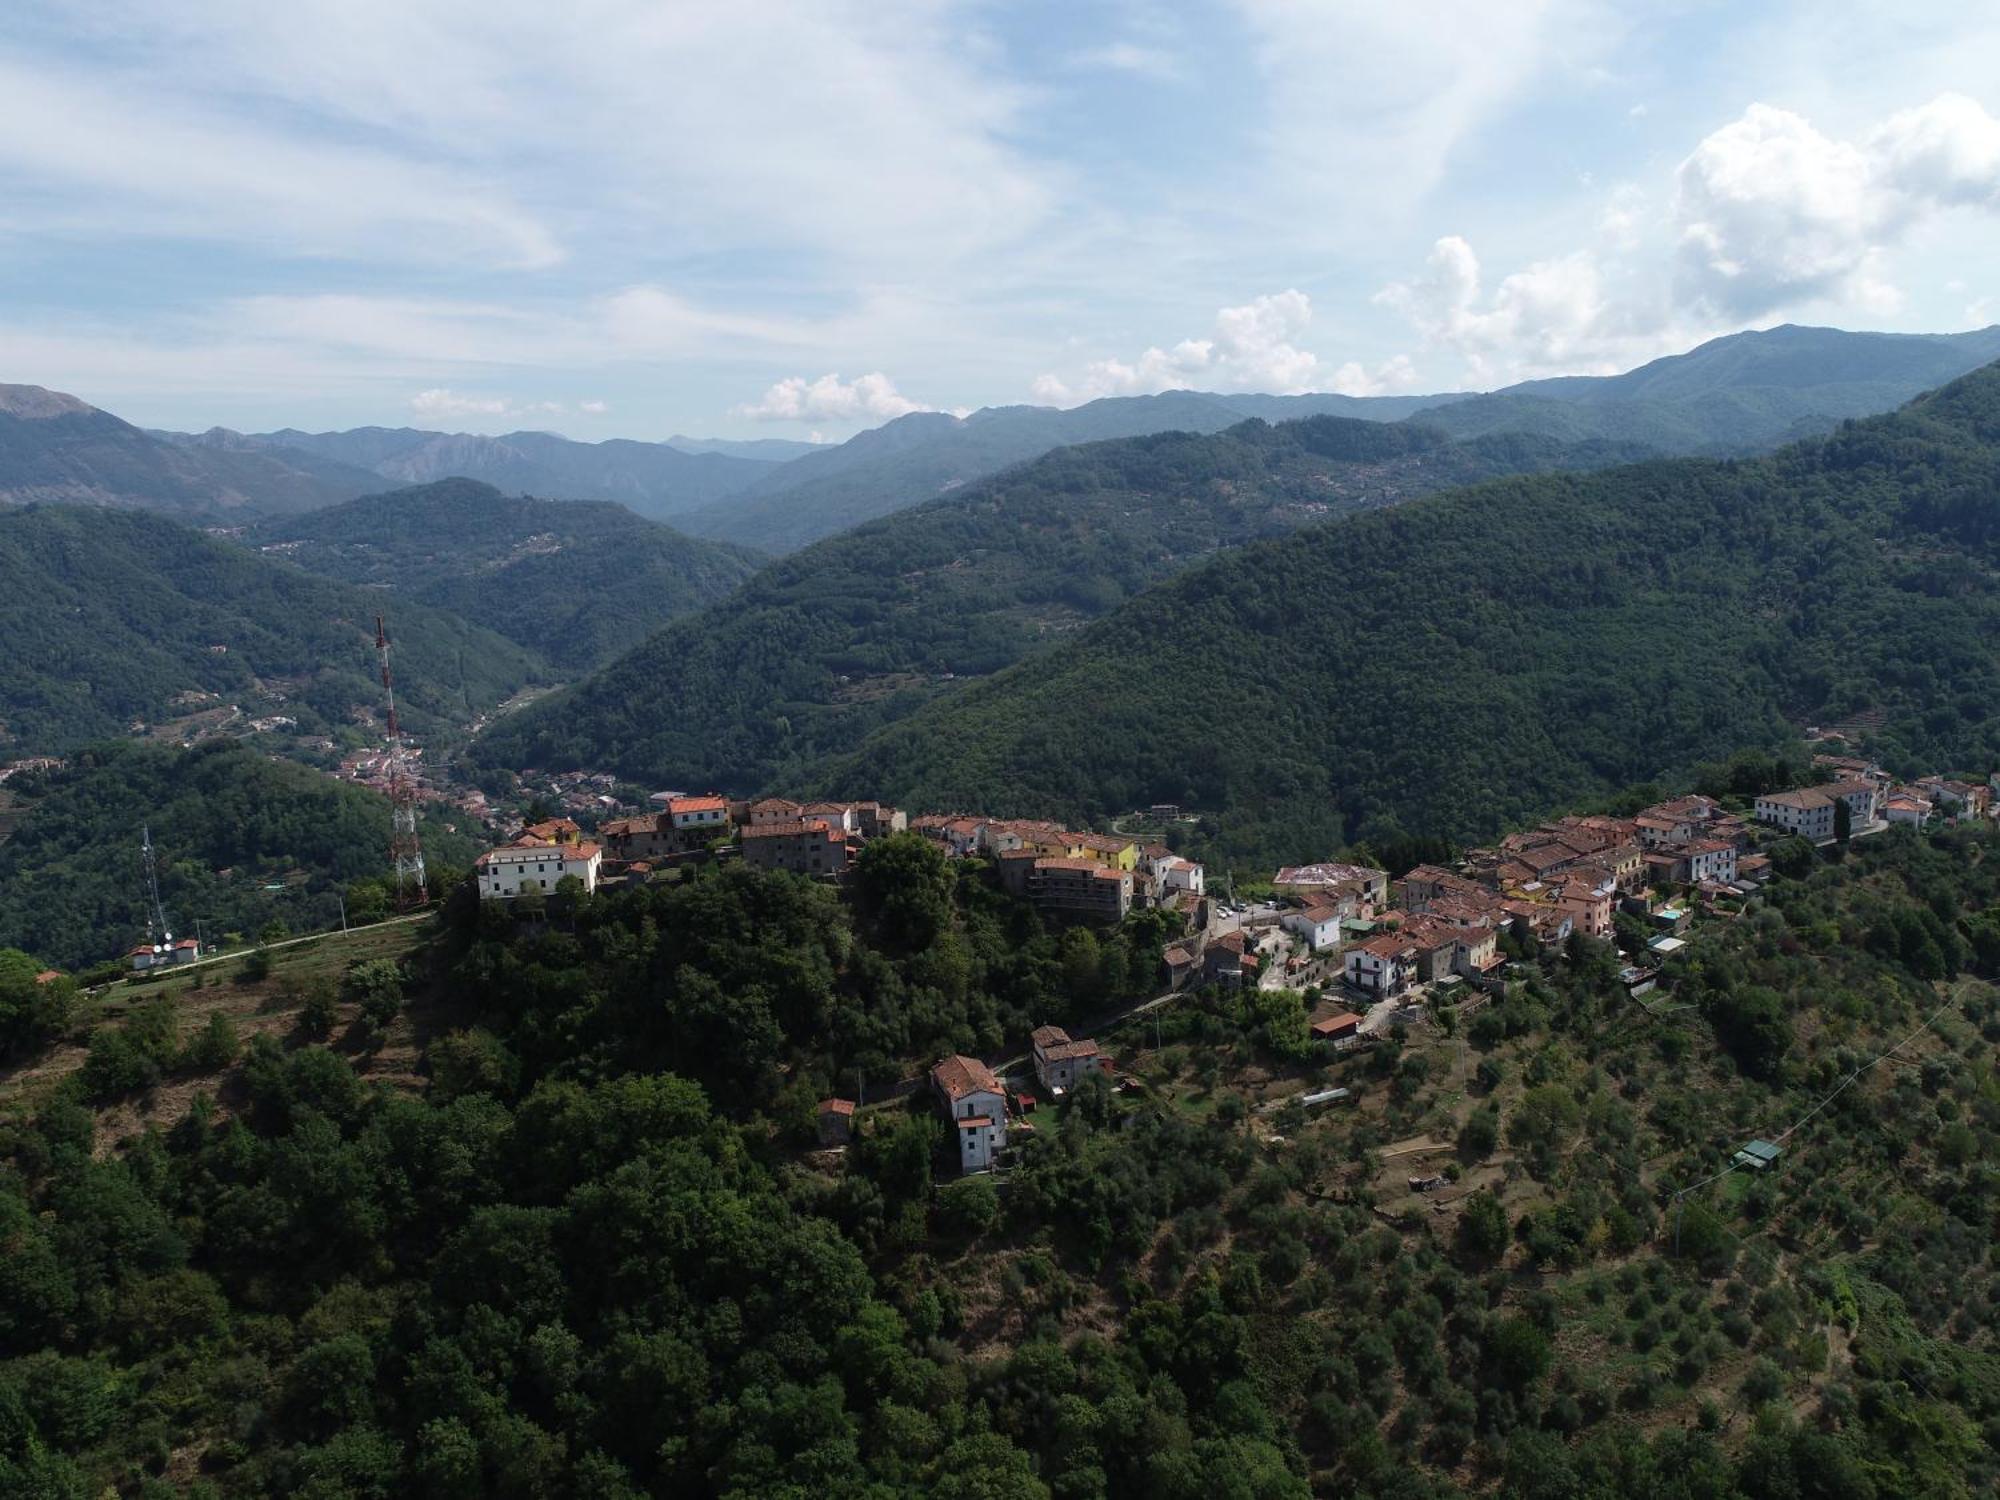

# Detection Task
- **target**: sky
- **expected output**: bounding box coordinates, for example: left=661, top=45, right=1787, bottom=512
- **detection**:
left=4, top=1, right=2000, bottom=440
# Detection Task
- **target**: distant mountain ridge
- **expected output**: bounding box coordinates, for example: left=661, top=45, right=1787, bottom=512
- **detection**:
left=1, top=384, right=382, bottom=519
left=162, top=424, right=778, bottom=527
left=262, top=479, right=760, bottom=672
left=667, top=324, right=2000, bottom=551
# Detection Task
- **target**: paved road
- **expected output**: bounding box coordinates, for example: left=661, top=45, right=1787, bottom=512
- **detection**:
left=90, top=911, right=432, bottom=992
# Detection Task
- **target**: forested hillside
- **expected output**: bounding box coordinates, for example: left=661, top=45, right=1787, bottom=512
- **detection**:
left=478, top=419, right=1649, bottom=790
left=0, top=386, right=379, bottom=519
left=831, top=364, right=2000, bottom=864
left=0, top=740, right=477, bottom=969
left=2, top=816, right=1993, bottom=1496
left=263, top=480, right=760, bottom=672
left=0, top=505, right=543, bottom=755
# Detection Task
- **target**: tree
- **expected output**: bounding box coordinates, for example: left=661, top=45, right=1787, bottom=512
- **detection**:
left=852, top=833, right=954, bottom=952
left=1457, top=1190, right=1509, bottom=1262
left=1834, top=794, right=1852, bottom=845
left=1483, top=1315, right=1552, bottom=1393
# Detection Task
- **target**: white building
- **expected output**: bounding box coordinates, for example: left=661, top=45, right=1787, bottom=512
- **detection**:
left=931, top=1054, right=1007, bottom=1173
left=1685, top=839, right=1738, bottom=885
left=1344, top=933, right=1412, bottom=995
left=476, top=837, right=602, bottom=900
left=1884, top=793, right=1933, bottom=828
left=1754, top=788, right=1836, bottom=841
left=666, top=795, right=731, bottom=835
left=1281, top=903, right=1345, bottom=954
left=1824, top=778, right=1881, bottom=826
left=1155, top=855, right=1205, bottom=897
left=1030, top=1025, right=1104, bottom=1092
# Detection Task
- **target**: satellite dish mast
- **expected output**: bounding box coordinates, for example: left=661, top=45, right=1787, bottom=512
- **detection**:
left=375, top=615, right=429, bottom=907
left=141, top=824, right=172, bottom=956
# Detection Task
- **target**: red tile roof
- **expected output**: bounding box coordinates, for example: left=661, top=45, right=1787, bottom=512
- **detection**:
left=931, top=1053, right=1002, bottom=1101
left=818, top=1097, right=856, bottom=1116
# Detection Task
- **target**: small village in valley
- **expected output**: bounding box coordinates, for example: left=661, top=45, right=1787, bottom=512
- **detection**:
left=459, top=748, right=2000, bottom=1177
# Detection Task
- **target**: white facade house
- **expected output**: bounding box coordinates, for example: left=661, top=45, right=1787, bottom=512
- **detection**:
left=1754, top=789, right=1836, bottom=842
left=667, top=795, right=730, bottom=834
left=1154, top=855, right=1205, bottom=897
left=1884, top=794, right=1934, bottom=828
left=1282, top=904, right=1345, bottom=954
left=931, top=1054, right=1008, bottom=1173
left=1686, top=840, right=1738, bottom=885
left=476, top=839, right=602, bottom=900
left=1825, top=779, right=1881, bottom=826
left=1344, top=934, right=1411, bottom=995
left=1030, top=1025, right=1104, bottom=1092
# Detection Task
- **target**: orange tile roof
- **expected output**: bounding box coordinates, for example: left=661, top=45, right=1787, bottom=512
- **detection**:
left=931, top=1053, right=1002, bottom=1101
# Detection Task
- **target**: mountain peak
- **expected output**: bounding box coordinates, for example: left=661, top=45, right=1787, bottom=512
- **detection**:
left=0, top=384, right=98, bottom=420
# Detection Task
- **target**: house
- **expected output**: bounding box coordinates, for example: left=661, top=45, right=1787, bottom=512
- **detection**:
left=1146, top=853, right=1205, bottom=901
left=1311, top=1010, right=1363, bottom=1041
left=476, top=835, right=603, bottom=899
left=1031, top=1025, right=1107, bottom=1091
left=1028, top=858, right=1133, bottom=921
left=598, top=812, right=677, bottom=862
left=816, top=1098, right=855, bottom=1147
left=1917, top=777, right=1991, bottom=819
left=1069, top=831, right=1140, bottom=870
left=799, top=801, right=861, bottom=835
left=931, top=1054, right=1008, bottom=1173
left=1273, top=862, right=1389, bottom=910
left=846, top=801, right=908, bottom=839
left=1204, top=929, right=1255, bottom=987
left=1396, top=864, right=1480, bottom=910
left=740, top=819, right=851, bottom=877
left=747, top=796, right=805, bottom=827
left=1883, top=793, right=1933, bottom=828
left=1281, top=903, right=1346, bottom=954
left=1162, top=941, right=1201, bottom=989
left=1754, top=788, right=1836, bottom=841
left=1345, top=932, right=1412, bottom=996
left=667, top=794, right=732, bottom=838
left=33, top=969, right=62, bottom=986
left=1823, top=778, right=1881, bottom=826
left=1685, top=838, right=1738, bottom=886
left=127, top=940, right=198, bottom=972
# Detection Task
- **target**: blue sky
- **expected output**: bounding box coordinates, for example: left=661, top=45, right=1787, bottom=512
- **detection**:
left=3, top=1, right=1999, bottom=439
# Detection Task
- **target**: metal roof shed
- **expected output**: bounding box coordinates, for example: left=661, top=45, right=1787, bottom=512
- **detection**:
left=1732, top=1139, right=1783, bottom=1171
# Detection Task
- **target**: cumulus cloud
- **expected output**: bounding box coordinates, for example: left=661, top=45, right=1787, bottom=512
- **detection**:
left=1032, top=291, right=1330, bottom=404
left=735, top=372, right=933, bottom=423
left=1376, top=237, right=1655, bottom=383
left=1674, top=93, right=2000, bottom=318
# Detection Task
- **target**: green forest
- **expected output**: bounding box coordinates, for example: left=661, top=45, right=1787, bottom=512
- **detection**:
left=263, top=480, right=761, bottom=673
left=0, top=506, right=544, bottom=756
left=477, top=416, right=1649, bottom=791
left=0, top=814, right=1994, bottom=1496
left=0, top=740, right=478, bottom=971
left=828, top=362, right=2000, bottom=866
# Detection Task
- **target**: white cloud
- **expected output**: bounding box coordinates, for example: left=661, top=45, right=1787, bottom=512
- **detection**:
left=1376, top=235, right=1683, bottom=384
left=578, top=399, right=608, bottom=414
left=735, top=372, right=934, bottom=423
left=409, top=388, right=570, bottom=421
left=1674, top=94, right=2000, bottom=318
left=3, top=2, right=1053, bottom=276
left=1033, top=290, right=1326, bottom=404
left=1326, top=356, right=1420, bottom=397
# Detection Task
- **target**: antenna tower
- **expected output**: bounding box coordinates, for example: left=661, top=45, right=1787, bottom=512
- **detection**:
left=375, top=615, right=428, bottom=907
left=141, top=824, right=172, bottom=953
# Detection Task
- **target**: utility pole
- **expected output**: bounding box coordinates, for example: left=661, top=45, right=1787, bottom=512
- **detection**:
left=141, top=825, right=172, bottom=957
left=375, top=616, right=428, bottom=908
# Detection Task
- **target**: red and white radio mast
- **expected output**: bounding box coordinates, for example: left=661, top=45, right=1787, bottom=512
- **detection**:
left=375, top=615, right=428, bottom=907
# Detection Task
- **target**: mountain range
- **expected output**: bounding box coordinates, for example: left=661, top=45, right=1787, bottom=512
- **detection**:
left=259, top=479, right=760, bottom=672
left=160, top=423, right=782, bottom=527
left=662, top=324, right=2000, bottom=551
left=822, top=361, right=2000, bottom=864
